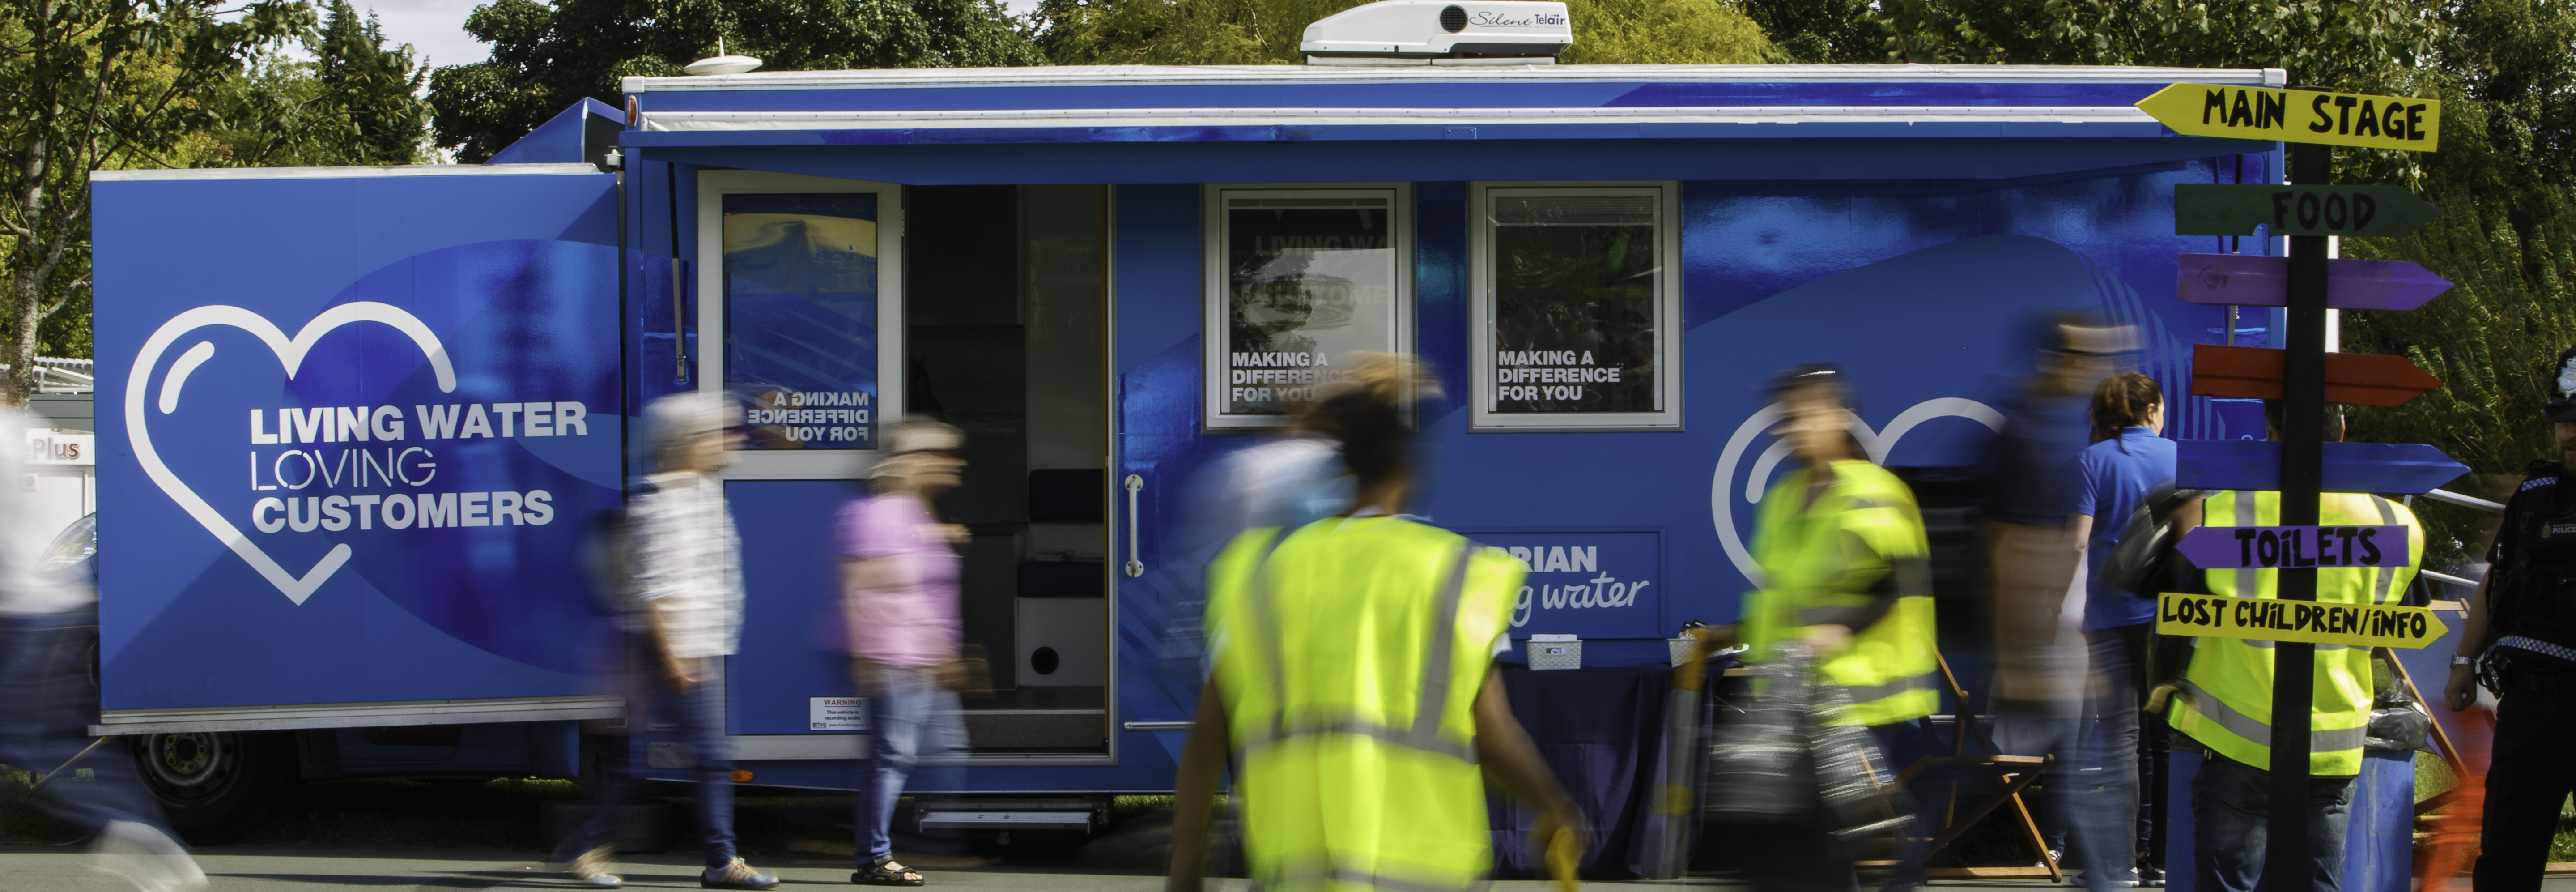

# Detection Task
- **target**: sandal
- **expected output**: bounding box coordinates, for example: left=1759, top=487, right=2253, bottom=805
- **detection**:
left=853, top=858, right=926, bottom=887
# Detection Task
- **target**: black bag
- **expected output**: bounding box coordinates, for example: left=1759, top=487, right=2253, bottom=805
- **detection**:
left=2101, top=486, right=2206, bottom=597
left=2364, top=652, right=2434, bottom=752
left=1704, top=643, right=1913, bottom=841
left=1705, top=647, right=1820, bottom=823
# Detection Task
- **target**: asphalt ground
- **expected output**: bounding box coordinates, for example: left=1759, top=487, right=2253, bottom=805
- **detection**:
left=5, top=847, right=2572, bottom=892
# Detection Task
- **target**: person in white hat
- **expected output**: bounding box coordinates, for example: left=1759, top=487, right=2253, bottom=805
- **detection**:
left=563, top=392, right=778, bottom=890
left=841, top=418, right=974, bottom=886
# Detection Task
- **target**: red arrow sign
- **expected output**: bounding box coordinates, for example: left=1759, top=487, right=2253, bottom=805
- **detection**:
left=2176, top=254, right=2454, bottom=311
left=2191, top=344, right=2444, bottom=407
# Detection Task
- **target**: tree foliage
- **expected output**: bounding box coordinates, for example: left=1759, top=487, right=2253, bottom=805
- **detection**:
left=1736, top=0, right=1879, bottom=63
left=1732, top=0, right=2576, bottom=568
left=428, top=0, right=1043, bottom=162
left=1034, top=0, right=1774, bottom=66
left=1742, top=0, right=2444, bottom=94
left=2338, top=0, right=2576, bottom=562
left=0, top=0, right=429, bottom=398
left=2, top=0, right=306, bottom=402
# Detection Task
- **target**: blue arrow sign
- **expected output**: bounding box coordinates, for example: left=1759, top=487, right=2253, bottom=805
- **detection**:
left=2177, top=440, right=2468, bottom=495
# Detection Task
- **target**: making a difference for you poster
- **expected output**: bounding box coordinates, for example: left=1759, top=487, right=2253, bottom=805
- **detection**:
left=93, top=169, right=624, bottom=709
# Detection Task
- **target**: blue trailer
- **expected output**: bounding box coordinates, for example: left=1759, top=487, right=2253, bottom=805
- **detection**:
left=88, top=51, right=2293, bottom=843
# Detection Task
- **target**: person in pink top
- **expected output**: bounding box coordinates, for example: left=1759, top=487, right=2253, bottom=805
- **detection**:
left=840, top=418, right=973, bottom=886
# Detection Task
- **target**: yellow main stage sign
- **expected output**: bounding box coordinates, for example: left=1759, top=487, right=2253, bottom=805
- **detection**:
left=2157, top=592, right=2450, bottom=649
left=2136, top=83, right=2441, bottom=152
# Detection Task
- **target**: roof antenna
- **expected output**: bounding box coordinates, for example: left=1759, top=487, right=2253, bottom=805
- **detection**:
left=685, top=34, right=762, bottom=76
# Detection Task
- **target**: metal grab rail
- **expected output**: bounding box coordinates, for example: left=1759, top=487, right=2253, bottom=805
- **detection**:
left=2421, top=488, right=2505, bottom=514
left=2421, top=569, right=2482, bottom=590
left=1123, top=474, right=1144, bottom=578
left=2410, top=489, right=2503, bottom=591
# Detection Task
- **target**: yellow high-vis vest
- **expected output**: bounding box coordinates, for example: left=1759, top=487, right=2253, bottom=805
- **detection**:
left=2168, top=490, right=2422, bottom=777
left=1742, top=459, right=1939, bottom=726
left=1205, top=516, right=1525, bottom=892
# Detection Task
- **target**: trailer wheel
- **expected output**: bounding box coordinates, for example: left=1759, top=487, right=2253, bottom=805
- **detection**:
left=134, top=730, right=290, bottom=845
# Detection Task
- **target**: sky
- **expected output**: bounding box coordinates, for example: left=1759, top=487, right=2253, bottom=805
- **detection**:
left=369, top=0, right=1046, bottom=70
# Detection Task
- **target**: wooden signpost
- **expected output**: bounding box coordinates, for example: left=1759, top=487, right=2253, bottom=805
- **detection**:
left=2175, top=440, right=2470, bottom=495
left=2136, top=84, right=2442, bottom=152
left=2174, top=524, right=2412, bottom=571
left=2175, top=253, right=2455, bottom=311
left=2142, top=81, right=2447, bottom=892
left=2156, top=593, right=2449, bottom=649
left=2175, top=184, right=2441, bottom=237
left=2191, top=344, right=2443, bottom=407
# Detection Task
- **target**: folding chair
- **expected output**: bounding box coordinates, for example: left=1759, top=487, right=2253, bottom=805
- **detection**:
left=1879, top=650, right=2064, bottom=882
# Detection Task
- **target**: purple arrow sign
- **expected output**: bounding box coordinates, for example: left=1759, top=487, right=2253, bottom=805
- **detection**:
left=2176, top=525, right=2413, bottom=571
left=2176, top=254, right=2455, bottom=311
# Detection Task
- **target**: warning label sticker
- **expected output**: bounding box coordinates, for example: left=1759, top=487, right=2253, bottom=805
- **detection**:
left=809, top=696, right=867, bottom=731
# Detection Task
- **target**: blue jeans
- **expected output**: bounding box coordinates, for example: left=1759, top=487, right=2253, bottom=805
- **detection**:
left=0, top=610, right=170, bottom=835
left=564, top=649, right=739, bottom=871
left=854, top=665, right=968, bottom=865
left=2190, top=750, right=2352, bottom=892
left=2086, top=623, right=2155, bottom=876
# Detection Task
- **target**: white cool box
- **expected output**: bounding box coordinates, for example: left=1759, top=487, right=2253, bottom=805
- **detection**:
left=1527, top=634, right=1581, bottom=670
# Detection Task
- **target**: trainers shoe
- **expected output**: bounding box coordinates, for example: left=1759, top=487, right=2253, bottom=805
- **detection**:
left=703, top=858, right=781, bottom=890
left=92, top=821, right=207, bottom=892
left=571, top=845, right=623, bottom=888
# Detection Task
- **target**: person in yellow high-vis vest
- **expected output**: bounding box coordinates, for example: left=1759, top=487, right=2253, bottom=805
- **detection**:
left=1731, top=367, right=1939, bottom=721
left=1705, top=365, right=1939, bottom=892
left=2159, top=402, right=2422, bottom=892
left=1166, top=362, right=1587, bottom=892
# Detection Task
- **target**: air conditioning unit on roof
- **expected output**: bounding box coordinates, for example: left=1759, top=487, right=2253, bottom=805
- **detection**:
left=1300, top=0, right=1572, bottom=63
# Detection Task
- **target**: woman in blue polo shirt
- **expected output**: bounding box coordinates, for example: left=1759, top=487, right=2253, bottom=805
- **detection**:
left=2067, top=371, right=2178, bottom=886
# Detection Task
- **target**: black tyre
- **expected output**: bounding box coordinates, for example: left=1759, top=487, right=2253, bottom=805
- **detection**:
left=133, top=730, right=291, bottom=845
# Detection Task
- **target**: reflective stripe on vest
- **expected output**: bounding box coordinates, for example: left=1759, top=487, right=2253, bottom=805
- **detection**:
left=1237, top=542, right=1479, bottom=764
left=1839, top=670, right=1938, bottom=704
left=2171, top=677, right=2368, bottom=754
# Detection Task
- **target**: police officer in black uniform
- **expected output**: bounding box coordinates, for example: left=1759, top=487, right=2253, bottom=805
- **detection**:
left=2444, top=344, right=2576, bottom=892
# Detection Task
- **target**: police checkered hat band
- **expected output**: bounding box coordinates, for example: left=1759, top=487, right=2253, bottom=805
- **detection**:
left=2548, top=345, right=2576, bottom=422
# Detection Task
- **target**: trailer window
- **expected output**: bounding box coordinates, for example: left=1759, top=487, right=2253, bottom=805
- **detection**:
left=1203, top=186, right=1412, bottom=430
left=1470, top=184, right=1680, bottom=431
left=723, top=192, right=882, bottom=451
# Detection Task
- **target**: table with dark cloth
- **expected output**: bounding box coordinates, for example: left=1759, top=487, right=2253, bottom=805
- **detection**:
left=1485, top=660, right=1725, bottom=879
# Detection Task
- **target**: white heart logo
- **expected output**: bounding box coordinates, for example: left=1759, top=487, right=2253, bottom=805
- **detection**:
left=1708, top=397, right=2003, bottom=587
left=124, top=303, right=457, bottom=604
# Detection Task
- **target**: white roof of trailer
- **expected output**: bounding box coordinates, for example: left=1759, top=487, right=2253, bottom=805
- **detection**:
left=624, top=63, right=2287, bottom=94
left=637, top=104, right=2168, bottom=131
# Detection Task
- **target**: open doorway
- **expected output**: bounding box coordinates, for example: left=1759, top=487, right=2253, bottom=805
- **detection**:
left=904, top=184, right=1110, bottom=754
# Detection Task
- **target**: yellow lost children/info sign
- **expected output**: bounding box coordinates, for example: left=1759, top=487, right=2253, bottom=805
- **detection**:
left=2135, top=83, right=2442, bottom=152
left=2156, top=592, right=2450, bottom=649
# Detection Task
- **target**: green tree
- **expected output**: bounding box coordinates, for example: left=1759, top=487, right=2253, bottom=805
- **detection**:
left=1734, top=0, right=2576, bottom=568
left=311, top=0, right=430, bottom=164
left=0, top=0, right=314, bottom=404
left=2339, top=0, right=2576, bottom=564
left=1736, top=0, right=1877, bottom=63
left=428, top=0, right=1043, bottom=162
left=1034, top=0, right=1774, bottom=66
left=201, top=0, right=431, bottom=168
left=1860, top=0, right=2437, bottom=90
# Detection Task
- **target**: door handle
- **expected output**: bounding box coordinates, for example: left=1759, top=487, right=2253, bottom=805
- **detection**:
left=1123, top=474, right=1144, bottom=578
